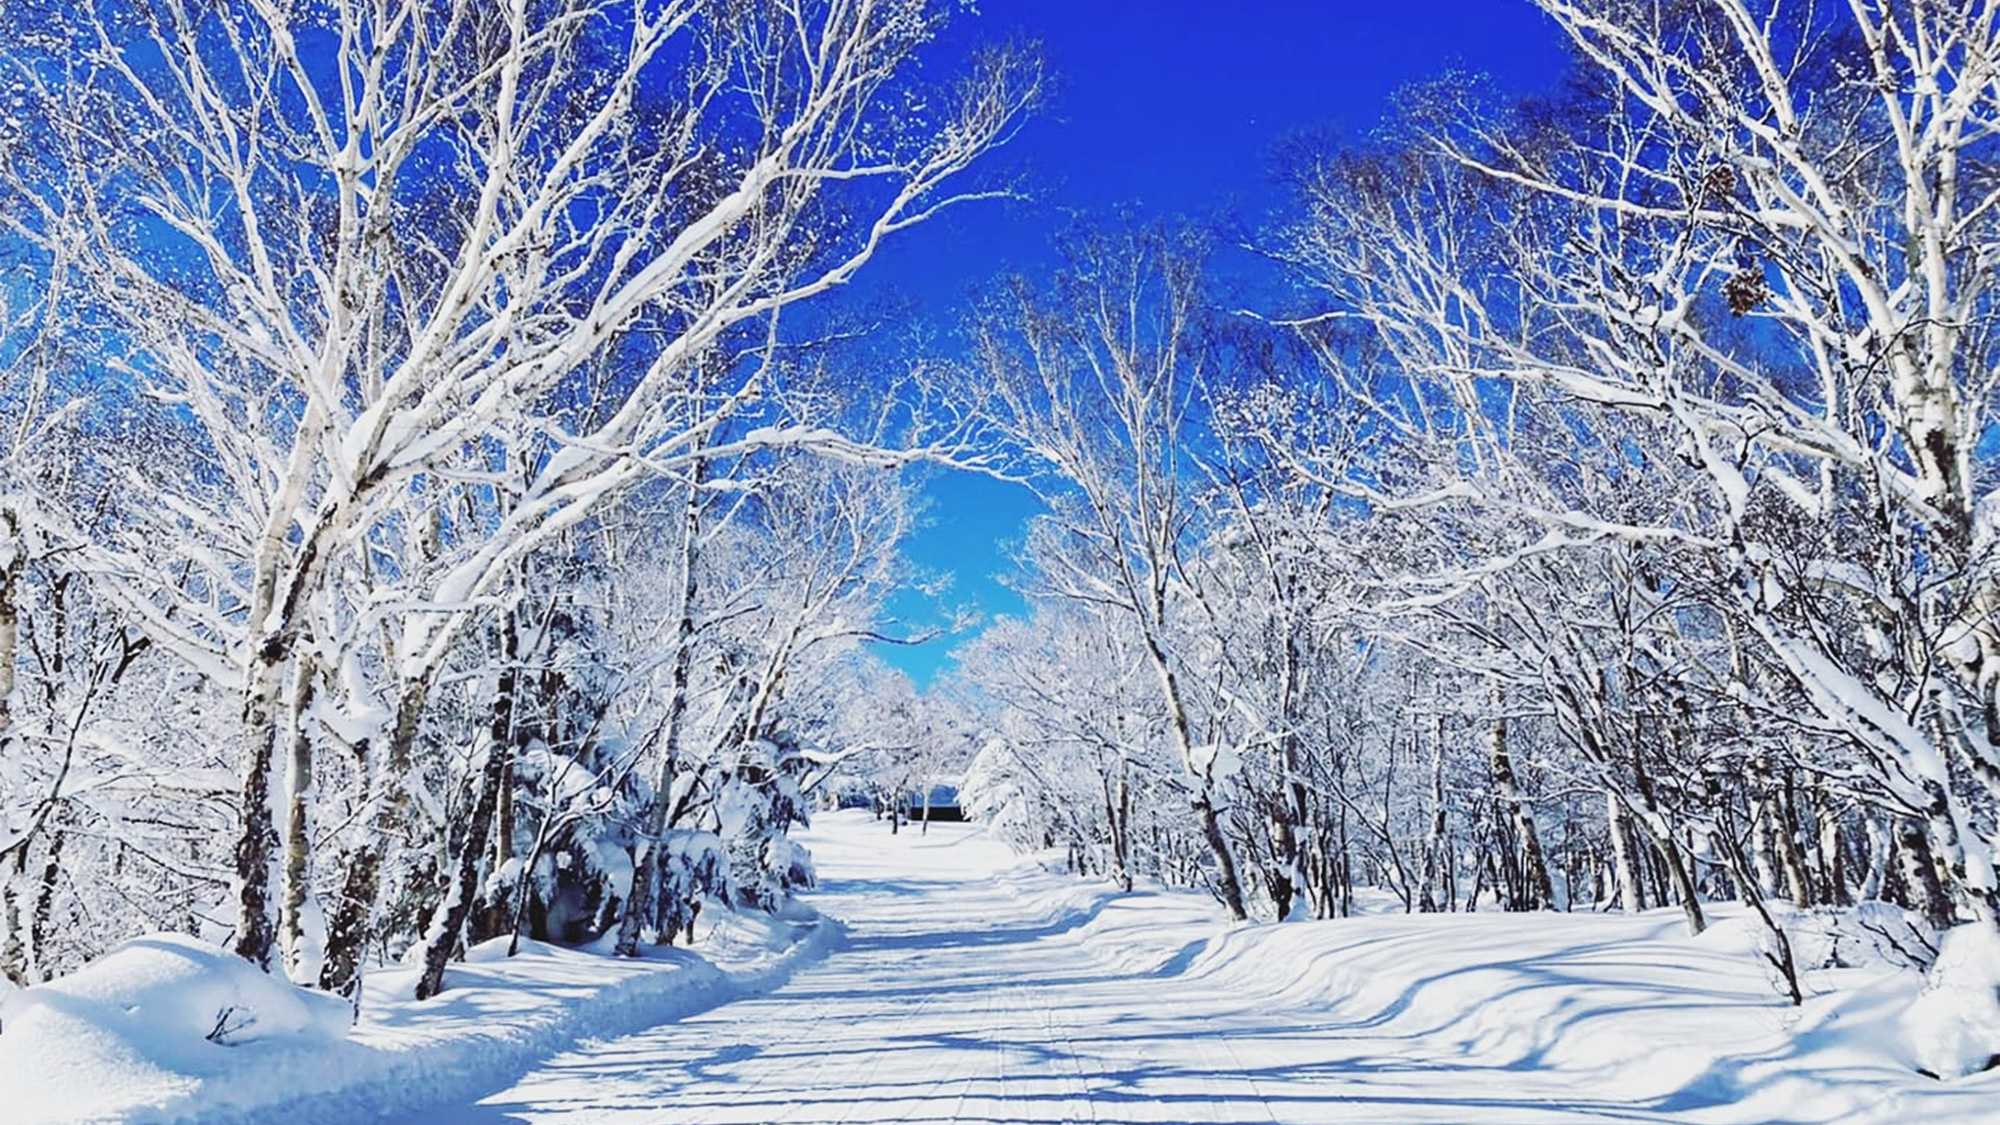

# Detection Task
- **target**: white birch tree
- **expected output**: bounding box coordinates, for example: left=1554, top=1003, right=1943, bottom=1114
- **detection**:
left=4, top=0, right=1036, bottom=998
left=976, top=225, right=1251, bottom=919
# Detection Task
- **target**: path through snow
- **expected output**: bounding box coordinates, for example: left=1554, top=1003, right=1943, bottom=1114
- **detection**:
left=409, top=811, right=1992, bottom=1125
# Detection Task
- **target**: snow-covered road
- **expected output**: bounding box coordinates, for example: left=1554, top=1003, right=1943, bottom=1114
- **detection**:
left=409, top=812, right=1983, bottom=1125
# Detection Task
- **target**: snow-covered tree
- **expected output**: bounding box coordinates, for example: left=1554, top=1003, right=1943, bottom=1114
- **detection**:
left=975, top=224, right=1253, bottom=920
left=1272, top=0, right=2000, bottom=1065
left=2, top=0, right=1036, bottom=1003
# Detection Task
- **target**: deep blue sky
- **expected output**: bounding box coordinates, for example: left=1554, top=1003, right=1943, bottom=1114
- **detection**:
left=861, top=1, right=1572, bottom=686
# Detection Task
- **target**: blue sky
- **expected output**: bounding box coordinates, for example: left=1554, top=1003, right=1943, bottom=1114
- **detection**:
left=860, top=1, right=1572, bottom=686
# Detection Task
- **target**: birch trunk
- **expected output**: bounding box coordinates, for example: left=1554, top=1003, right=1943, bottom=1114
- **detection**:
left=414, top=613, right=520, bottom=1001
left=1606, top=789, right=1645, bottom=913
left=0, top=508, right=23, bottom=986
left=1771, top=772, right=1814, bottom=909
left=1816, top=797, right=1850, bottom=907
left=1487, top=685, right=1552, bottom=910
left=1895, top=818, right=1955, bottom=931
left=1650, top=823, right=1706, bottom=937
left=1419, top=716, right=1446, bottom=913
left=1261, top=634, right=1307, bottom=920
left=1113, top=754, right=1133, bottom=893
left=2, top=853, right=26, bottom=986
left=1155, top=645, right=1247, bottom=921
left=280, top=654, right=317, bottom=982
left=0, top=505, right=20, bottom=756
left=318, top=679, right=427, bottom=1004
left=482, top=747, right=517, bottom=942
left=233, top=639, right=289, bottom=971
left=615, top=462, right=703, bottom=957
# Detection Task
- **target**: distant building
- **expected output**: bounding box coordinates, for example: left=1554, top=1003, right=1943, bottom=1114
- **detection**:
left=904, top=784, right=964, bottom=822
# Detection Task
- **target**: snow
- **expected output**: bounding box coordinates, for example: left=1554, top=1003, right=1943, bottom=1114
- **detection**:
left=0, top=906, right=834, bottom=1125
left=1903, top=922, right=2000, bottom=1080
left=6, top=814, right=1998, bottom=1124
left=402, top=813, right=1997, bottom=1124
left=0, top=934, right=352, bottom=1122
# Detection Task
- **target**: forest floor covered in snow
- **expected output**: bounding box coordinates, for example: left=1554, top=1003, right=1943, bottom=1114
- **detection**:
left=6, top=810, right=1998, bottom=1124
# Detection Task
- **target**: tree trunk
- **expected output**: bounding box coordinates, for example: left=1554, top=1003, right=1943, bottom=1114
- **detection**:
left=1606, top=789, right=1646, bottom=913
left=415, top=614, right=520, bottom=1001
left=1, top=854, right=25, bottom=986
left=234, top=403, right=329, bottom=975
left=232, top=636, right=288, bottom=972
left=615, top=461, right=703, bottom=957
left=1146, top=627, right=1247, bottom=920
left=1751, top=790, right=1781, bottom=898
left=1114, top=755, right=1134, bottom=893
left=1419, top=717, right=1446, bottom=913
left=0, top=505, right=21, bottom=760
left=1101, top=765, right=1132, bottom=893
left=1190, top=791, right=1246, bottom=920
left=1770, top=771, right=1814, bottom=908
left=1897, top=816, right=1957, bottom=931
left=1815, top=791, right=1851, bottom=906
left=30, top=826, right=62, bottom=980
left=480, top=748, right=517, bottom=943
left=0, top=509, right=24, bottom=987
left=319, top=679, right=425, bottom=1005
left=1337, top=790, right=1353, bottom=917
left=280, top=654, right=318, bottom=982
left=1629, top=812, right=1705, bottom=936
left=1267, top=633, right=1308, bottom=921
left=1858, top=814, right=1889, bottom=902
left=1487, top=686, right=1552, bottom=910
left=1920, top=777, right=2000, bottom=926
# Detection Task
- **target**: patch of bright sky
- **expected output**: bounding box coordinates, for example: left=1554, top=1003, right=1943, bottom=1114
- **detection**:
left=856, top=1, right=1571, bottom=687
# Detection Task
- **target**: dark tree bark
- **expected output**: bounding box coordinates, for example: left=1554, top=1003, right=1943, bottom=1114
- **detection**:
left=320, top=680, right=427, bottom=1005
left=1487, top=687, right=1553, bottom=910
left=415, top=614, right=521, bottom=1001
left=615, top=462, right=703, bottom=957
left=232, top=637, right=288, bottom=972
left=280, top=655, right=317, bottom=979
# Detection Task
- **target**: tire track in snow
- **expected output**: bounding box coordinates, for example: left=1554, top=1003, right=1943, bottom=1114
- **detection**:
left=674, top=985, right=846, bottom=1125
left=937, top=972, right=1003, bottom=1125
left=1035, top=981, right=1100, bottom=1125
left=765, top=990, right=947, bottom=1125
left=1216, top=1028, right=1284, bottom=1125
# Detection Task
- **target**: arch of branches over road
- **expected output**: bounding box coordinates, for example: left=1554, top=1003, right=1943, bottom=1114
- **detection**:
left=1, top=0, right=1996, bottom=1064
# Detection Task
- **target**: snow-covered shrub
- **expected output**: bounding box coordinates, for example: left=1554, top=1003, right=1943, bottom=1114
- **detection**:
left=964, top=738, right=1043, bottom=850
left=654, top=831, right=728, bottom=944
left=764, top=836, right=816, bottom=892
left=494, top=741, right=640, bottom=947
left=720, top=734, right=812, bottom=912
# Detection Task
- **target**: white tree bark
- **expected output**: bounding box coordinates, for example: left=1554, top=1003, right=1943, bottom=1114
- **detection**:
left=11, top=0, right=1037, bottom=988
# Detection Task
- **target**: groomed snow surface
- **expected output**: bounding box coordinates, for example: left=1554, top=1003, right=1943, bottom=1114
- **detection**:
left=4, top=811, right=1996, bottom=1124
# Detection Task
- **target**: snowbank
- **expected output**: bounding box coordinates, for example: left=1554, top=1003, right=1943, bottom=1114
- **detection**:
left=0, top=934, right=353, bottom=1122
left=1904, top=922, right=2000, bottom=1080
left=0, top=903, right=837, bottom=1125
left=967, top=839, right=2000, bottom=1124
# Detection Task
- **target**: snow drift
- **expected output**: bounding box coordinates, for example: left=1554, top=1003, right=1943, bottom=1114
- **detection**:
left=0, top=903, right=835, bottom=1125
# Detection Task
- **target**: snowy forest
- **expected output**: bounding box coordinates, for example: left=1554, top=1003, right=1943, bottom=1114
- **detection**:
left=2, top=0, right=2000, bottom=1121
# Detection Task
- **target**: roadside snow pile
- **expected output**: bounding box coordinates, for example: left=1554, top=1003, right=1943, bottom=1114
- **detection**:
left=0, top=903, right=836, bottom=1125
left=0, top=933, right=353, bottom=1121
left=972, top=839, right=2000, bottom=1124
left=1904, top=922, right=2000, bottom=1080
